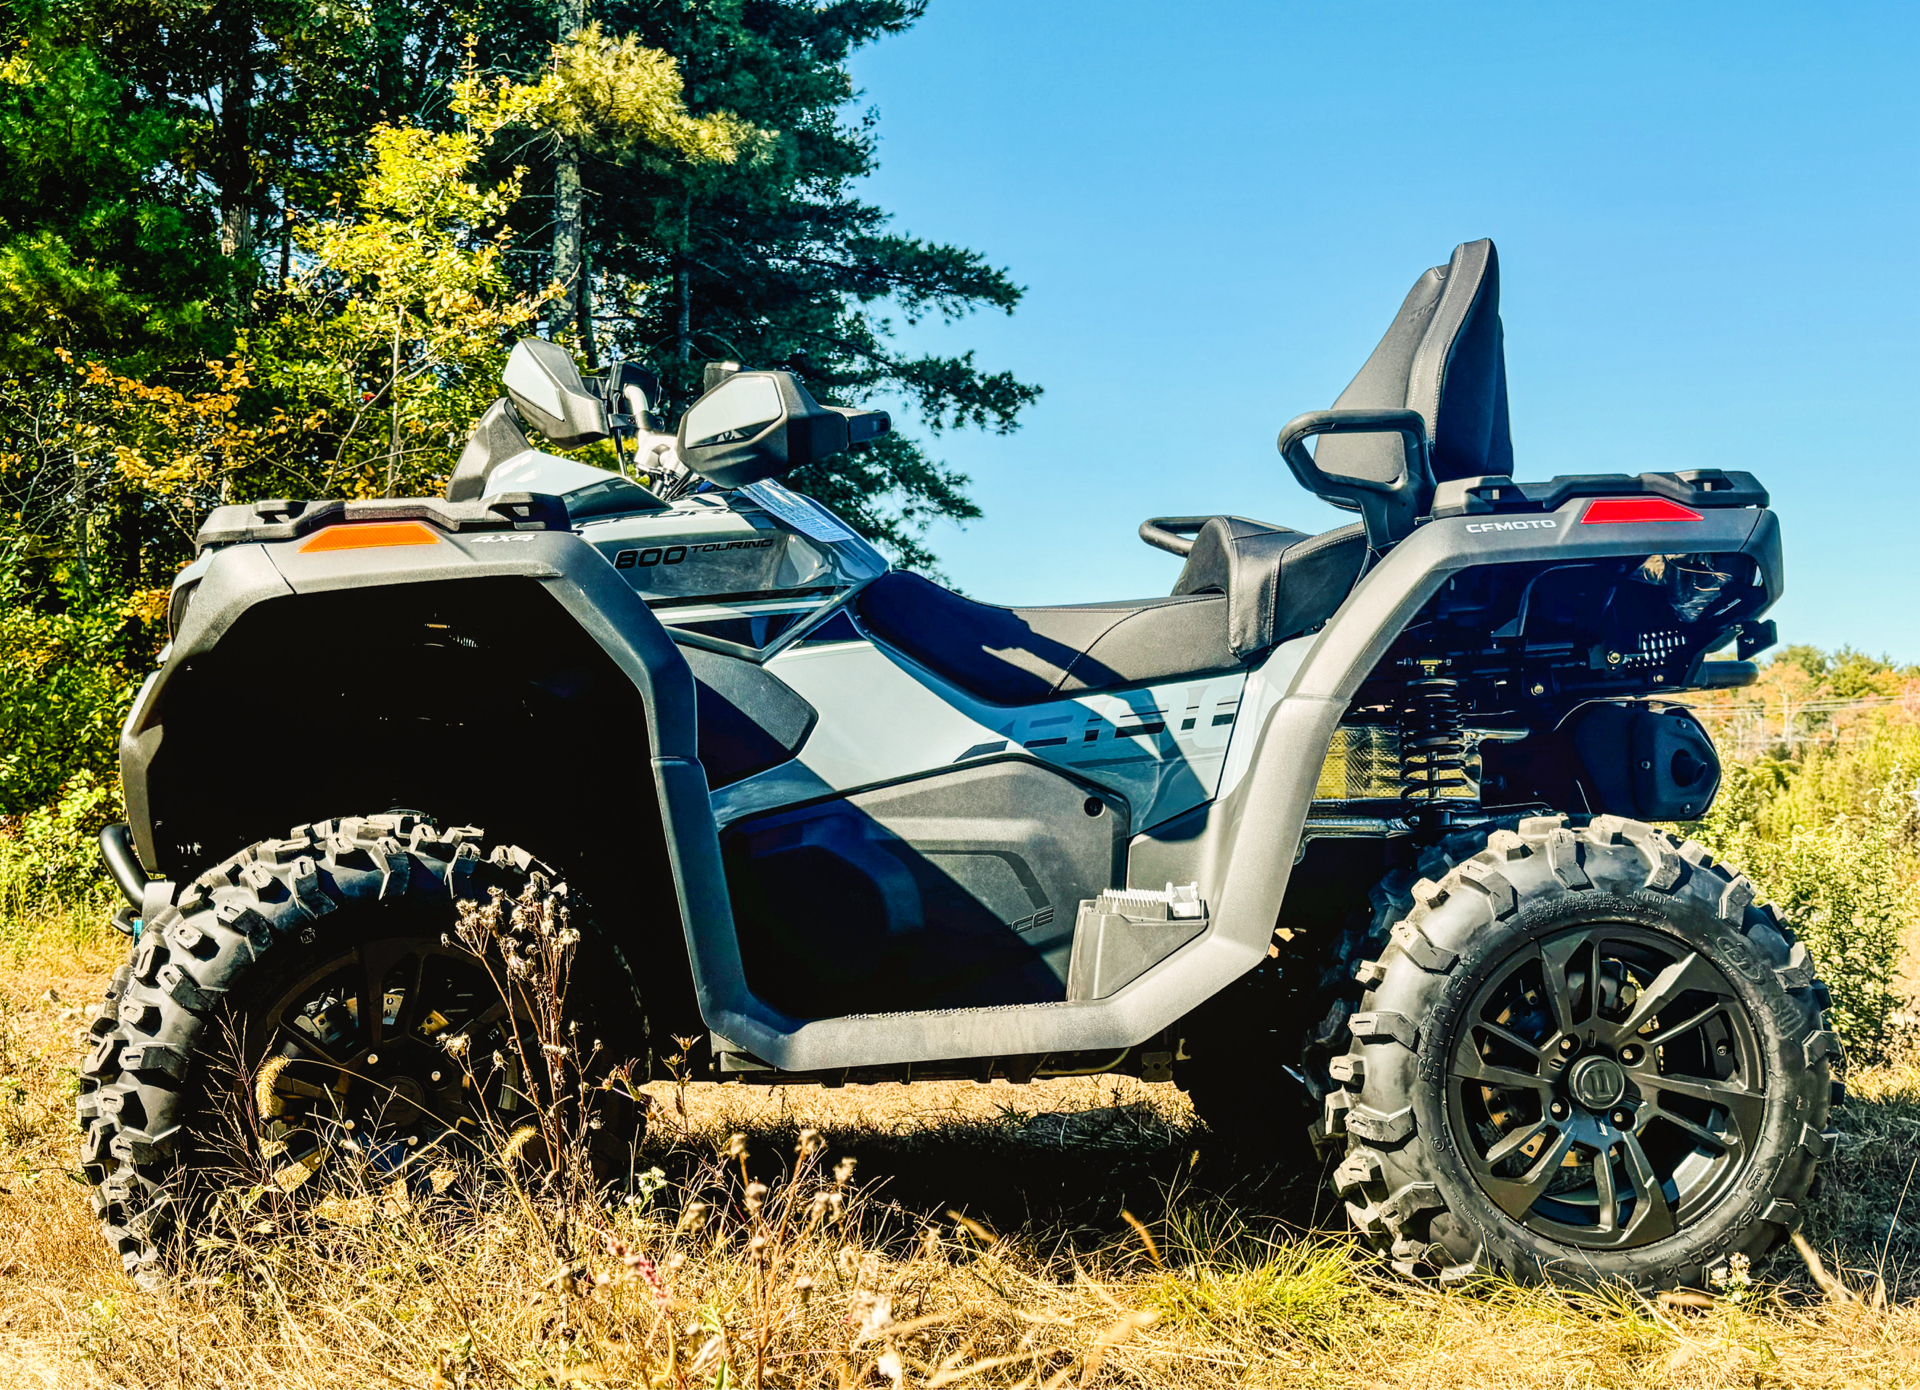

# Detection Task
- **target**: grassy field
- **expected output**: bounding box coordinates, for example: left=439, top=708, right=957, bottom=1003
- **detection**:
left=2, top=910, right=1920, bottom=1388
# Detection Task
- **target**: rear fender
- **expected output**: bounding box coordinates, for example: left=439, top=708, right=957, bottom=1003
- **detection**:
left=1187, top=498, right=1773, bottom=960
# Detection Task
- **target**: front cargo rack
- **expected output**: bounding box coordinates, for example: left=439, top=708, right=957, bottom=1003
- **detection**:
left=194, top=493, right=570, bottom=554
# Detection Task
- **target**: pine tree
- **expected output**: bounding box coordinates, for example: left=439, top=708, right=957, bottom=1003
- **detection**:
left=569, top=0, right=1038, bottom=569
left=0, top=24, right=224, bottom=370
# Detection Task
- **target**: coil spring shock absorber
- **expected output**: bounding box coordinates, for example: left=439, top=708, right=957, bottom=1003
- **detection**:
left=1400, top=672, right=1472, bottom=820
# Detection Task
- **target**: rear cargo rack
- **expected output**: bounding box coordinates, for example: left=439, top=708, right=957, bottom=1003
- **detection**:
left=1431, top=468, right=1767, bottom=519
left=194, top=493, right=570, bottom=554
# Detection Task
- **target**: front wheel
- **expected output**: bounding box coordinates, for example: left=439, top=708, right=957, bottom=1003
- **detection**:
left=1323, top=814, right=1838, bottom=1290
left=77, top=815, right=646, bottom=1285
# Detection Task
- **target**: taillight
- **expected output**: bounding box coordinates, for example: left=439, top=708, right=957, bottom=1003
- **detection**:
left=1579, top=497, right=1704, bottom=525
left=297, top=521, right=443, bottom=552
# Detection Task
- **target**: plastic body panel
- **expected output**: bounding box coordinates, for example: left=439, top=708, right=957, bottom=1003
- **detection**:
left=122, top=485, right=1779, bottom=1077
left=571, top=487, right=887, bottom=656
left=722, top=759, right=1127, bottom=1017
left=715, top=638, right=1248, bottom=835
left=677, top=494, right=1774, bottom=1072
left=117, top=526, right=747, bottom=1056
left=684, top=647, right=817, bottom=789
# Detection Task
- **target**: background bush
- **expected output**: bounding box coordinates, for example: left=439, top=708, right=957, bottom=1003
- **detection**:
left=1687, top=657, right=1920, bottom=1061
left=0, top=768, right=116, bottom=950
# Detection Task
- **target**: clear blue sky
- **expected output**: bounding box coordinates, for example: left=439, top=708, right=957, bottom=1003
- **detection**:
left=842, top=1, right=1920, bottom=660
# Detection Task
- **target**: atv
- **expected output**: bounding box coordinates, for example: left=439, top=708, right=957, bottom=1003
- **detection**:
left=80, top=238, right=1837, bottom=1291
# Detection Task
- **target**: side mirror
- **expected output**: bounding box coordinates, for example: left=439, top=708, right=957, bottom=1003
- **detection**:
left=1276, top=408, right=1433, bottom=551
left=503, top=338, right=608, bottom=448
left=676, top=370, right=891, bottom=488
left=597, top=360, right=661, bottom=427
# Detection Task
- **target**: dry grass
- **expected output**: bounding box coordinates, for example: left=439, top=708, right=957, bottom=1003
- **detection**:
left=7, top=923, right=1920, bottom=1387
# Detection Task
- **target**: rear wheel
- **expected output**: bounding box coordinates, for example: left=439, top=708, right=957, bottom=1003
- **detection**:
left=1323, top=814, right=1837, bottom=1289
left=77, top=815, right=645, bottom=1286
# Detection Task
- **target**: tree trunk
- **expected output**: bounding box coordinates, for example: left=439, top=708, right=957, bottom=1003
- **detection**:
left=386, top=321, right=402, bottom=497
left=576, top=244, right=597, bottom=369
left=109, top=492, right=143, bottom=595
left=552, top=0, right=587, bottom=340
left=675, top=259, right=691, bottom=362
left=554, top=144, right=583, bottom=333
left=217, top=2, right=256, bottom=266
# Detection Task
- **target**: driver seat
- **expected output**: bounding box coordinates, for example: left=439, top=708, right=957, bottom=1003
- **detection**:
left=854, top=520, right=1369, bottom=706
left=856, top=577, right=1240, bottom=706
left=854, top=238, right=1511, bottom=708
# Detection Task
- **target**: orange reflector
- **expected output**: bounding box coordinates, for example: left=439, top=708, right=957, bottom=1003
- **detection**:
left=297, top=521, right=443, bottom=552
left=1580, top=496, right=1705, bottom=525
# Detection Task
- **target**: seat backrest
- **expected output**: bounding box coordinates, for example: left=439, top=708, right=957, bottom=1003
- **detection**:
left=1312, top=238, right=1513, bottom=509
left=1170, top=515, right=1368, bottom=658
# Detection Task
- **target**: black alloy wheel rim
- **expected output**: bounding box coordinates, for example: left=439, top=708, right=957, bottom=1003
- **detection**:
left=254, top=936, right=530, bottom=1183
left=1446, top=923, right=1766, bottom=1250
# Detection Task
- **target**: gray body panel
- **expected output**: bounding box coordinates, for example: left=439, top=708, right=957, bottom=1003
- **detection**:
left=714, top=640, right=1247, bottom=835
left=119, top=527, right=746, bottom=1048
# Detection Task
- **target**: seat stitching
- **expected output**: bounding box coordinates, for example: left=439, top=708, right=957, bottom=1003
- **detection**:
left=1224, top=535, right=1243, bottom=643
left=1284, top=526, right=1366, bottom=560
left=1052, top=607, right=1162, bottom=696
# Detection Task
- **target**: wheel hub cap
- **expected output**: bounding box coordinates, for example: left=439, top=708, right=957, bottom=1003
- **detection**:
left=256, top=935, right=528, bottom=1180
left=1568, top=1055, right=1627, bottom=1111
left=1445, top=922, right=1767, bottom=1251
left=383, top=1073, right=431, bottom=1124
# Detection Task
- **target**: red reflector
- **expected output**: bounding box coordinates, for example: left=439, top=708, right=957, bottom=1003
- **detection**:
left=297, top=521, right=443, bottom=552
left=1580, top=497, right=1704, bottom=525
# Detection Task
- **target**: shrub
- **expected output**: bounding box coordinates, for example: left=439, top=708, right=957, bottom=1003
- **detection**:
left=1691, top=766, right=1917, bottom=1060
left=0, top=767, right=116, bottom=948
left=0, top=595, right=142, bottom=816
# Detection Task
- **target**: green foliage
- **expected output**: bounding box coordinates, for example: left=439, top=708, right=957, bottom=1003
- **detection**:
left=245, top=114, right=543, bottom=500
left=1768, top=644, right=1911, bottom=697
left=0, top=595, right=144, bottom=815
left=1689, top=702, right=1920, bottom=1061
left=520, top=24, right=762, bottom=161
left=1147, top=1207, right=1362, bottom=1347
left=0, top=30, right=222, bottom=371
left=0, top=767, right=117, bottom=941
left=1697, top=779, right=1911, bottom=1056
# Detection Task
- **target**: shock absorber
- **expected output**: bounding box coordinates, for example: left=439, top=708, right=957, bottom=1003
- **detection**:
left=1400, top=673, right=1472, bottom=819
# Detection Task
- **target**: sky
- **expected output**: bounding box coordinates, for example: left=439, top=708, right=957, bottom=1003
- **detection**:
left=841, top=1, right=1920, bottom=660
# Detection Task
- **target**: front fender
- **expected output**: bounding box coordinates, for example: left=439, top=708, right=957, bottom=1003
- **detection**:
left=118, top=525, right=752, bottom=1047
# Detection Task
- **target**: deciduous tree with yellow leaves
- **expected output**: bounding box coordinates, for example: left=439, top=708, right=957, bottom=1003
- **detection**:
left=0, top=27, right=749, bottom=811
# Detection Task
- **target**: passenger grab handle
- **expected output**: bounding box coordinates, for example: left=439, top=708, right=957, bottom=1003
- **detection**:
left=1138, top=515, right=1215, bottom=557
left=1277, top=407, right=1433, bottom=552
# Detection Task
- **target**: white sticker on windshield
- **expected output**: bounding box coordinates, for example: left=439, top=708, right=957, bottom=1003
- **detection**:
left=740, top=479, right=858, bottom=543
